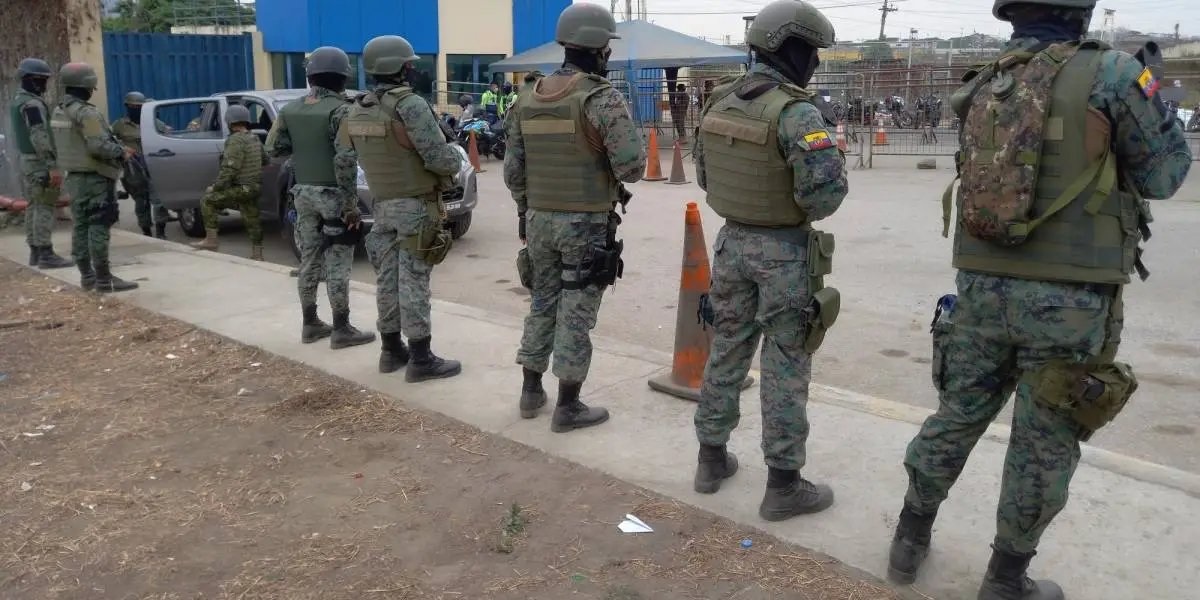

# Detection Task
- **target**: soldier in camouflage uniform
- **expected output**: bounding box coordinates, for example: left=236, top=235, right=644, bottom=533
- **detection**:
left=111, top=91, right=168, bottom=239
left=340, top=35, right=464, bottom=382
left=887, top=2, right=1193, bottom=598
left=504, top=3, right=646, bottom=432
left=9, top=57, right=72, bottom=269
left=51, top=62, right=138, bottom=293
left=267, top=47, right=375, bottom=350
left=191, top=105, right=269, bottom=259
left=691, top=0, right=848, bottom=522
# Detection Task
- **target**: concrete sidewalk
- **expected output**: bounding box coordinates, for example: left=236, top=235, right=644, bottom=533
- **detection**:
left=4, top=229, right=1198, bottom=600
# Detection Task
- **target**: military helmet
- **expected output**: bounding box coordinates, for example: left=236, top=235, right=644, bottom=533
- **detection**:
left=363, top=35, right=419, bottom=76
left=59, top=62, right=98, bottom=89
left=747, top=0, right=836, bottom=51
left=17, top=58, right=52, bottom=78
left=123, top=91, right=147, bottom=105
left=993, top=0, right=1097, bottom=20
left=555, top=3, right=620, bottom=50
left=225, top=104, right=252, bottom=126
left=305, top=46, right=353, bottom=77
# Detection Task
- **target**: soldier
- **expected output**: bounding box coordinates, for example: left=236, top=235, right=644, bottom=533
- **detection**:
left=341, top=35, right=463, bottom=382
left=504, top=3, right=647, bottom=432
left=50, top=62, right=138, bottom=293
left=267, top=47, right=375, bottom=350
left=887, top=2, right=1192, bottom=598
left=9, top=57, right=72, bottom=269
left=111, top=91, right=168, bottom=239
left=691, top=0, right=848, bottom=522
left=191, top=105, right=269, bottom=259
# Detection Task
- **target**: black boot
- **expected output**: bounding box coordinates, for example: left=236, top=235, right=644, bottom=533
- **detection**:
left=519, top=367, right=548, bottom=418
left=888, top=504, right=937, bottom=584
left=550, top=381, right=609, bottom=433
left=405, top=336, right=462, bottom=382
left=155, top=223, right=167, bottom=239
left=977, top=547, right=1064, bottom=600
left=379, top=331, right=410, bottom=373
left=300, top=304, right=333, bottom=343
left=141, top=226, right=152, bottom=237
left=330, top=310, right=376, bottom=349
left=93, top=262, right=139, bottom=293
left=37, top=246, right=73, bottom=269
left=77, top=261, right=96, bottom=291
left=758, top=468, right=834, bottom=521
left=28, top=245, right=38, bottom=266
left=694, top=444, right=739, bottom=494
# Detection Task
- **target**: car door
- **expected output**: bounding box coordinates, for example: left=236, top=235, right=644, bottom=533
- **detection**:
left=140, top=97, right=229, bottom=209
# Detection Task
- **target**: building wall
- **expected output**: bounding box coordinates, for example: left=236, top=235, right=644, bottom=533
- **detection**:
left=437, top=0, right=513, bottom=84
left=256, top=0, right=440, bottom=55
left=513, top=0, right=572, bottom=54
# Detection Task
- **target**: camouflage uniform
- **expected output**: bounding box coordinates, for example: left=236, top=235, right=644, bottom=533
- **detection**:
left=10, top=89, right=58, bottom=251
left=111, top=116, right=168, bottom=233
left=200, top=131, right=268, bottom=244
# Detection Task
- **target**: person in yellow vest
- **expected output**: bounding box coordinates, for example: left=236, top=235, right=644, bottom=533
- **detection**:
left=191, top=104, right=269, bottom=259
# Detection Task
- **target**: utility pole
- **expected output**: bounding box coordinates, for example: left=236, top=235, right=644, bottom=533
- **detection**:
left=1175, top=23, right=1181, bottom=42
left=878, top=0, right=898, bottom=41
left=625, top=0, right=632, bottom=21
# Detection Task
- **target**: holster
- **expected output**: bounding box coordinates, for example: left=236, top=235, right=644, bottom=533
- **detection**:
left=1026, top=360, right=1138, bottom=440
left=801, top=229, right=841, bottom=353
left=320, top=217, right=361, bottom=250
left=517, top=247, right=533, bottom=289
left=572, top=211, right=624, bottom=289
left=92, top=185, right=120, bottom=227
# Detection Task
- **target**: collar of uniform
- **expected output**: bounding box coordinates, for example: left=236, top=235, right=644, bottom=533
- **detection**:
left=308, top=86, right=343, bottom=99
left=556, top=64, right=584, bottom=77
left=748, top=63, right=788, bottom=84
left=1004, top=37, right=1046, bottom=52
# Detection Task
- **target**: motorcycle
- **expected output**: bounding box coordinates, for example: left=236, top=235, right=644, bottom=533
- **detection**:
left=456, top=116, right=506, bottom=160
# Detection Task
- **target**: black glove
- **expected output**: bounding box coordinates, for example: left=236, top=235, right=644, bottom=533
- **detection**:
left=518, top=212, right=527, bottom=241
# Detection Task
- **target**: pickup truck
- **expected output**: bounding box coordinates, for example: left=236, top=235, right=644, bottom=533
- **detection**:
left=139, top=89, right=478, bottom=257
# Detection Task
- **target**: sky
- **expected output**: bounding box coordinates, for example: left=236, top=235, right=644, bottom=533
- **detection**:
left=577, top=0, right=1200, bottom=44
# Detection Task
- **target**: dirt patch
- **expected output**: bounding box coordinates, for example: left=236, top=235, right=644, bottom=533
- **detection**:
left=0, top=260, right=901, bottom=600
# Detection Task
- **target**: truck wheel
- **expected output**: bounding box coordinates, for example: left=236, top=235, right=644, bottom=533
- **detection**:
left=448, top=212, right=472, bottom=240
left=178, top=207, right=206, bottom=238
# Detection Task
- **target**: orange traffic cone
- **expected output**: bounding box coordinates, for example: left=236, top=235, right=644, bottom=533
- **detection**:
left=648, top=202, right=753, bottom=401
left=873, top=124, right=888, bottom=146
left=642, top=128, right=666, bottom=182
left=666, top=140, right=689, bottom=185
left=836, top=122, right=847, bottom=151
left=467, top=130, right=486, bottom=173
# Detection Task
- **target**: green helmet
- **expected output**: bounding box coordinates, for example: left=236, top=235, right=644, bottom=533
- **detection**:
left=993, top=0, right=1097, bottom=20
left=555, top=3, right=620, bottom=50
left=17, top=58, right=52, bottom=78
left=59, top=62, right=98, bottom=89
left=226, top=104, right=252, bottom=126
left=124, top=91, right=146, bottom=105
left=305, top=46, right=352, bottom=77
left=363, top=35, right=419, bottom=76
left=747, top=0, right=836, bottom=51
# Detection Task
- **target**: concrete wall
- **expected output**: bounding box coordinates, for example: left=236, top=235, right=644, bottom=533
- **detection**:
left=436, top=0, right=514, bottom=84
left=250, top=31, right=273, bottom=91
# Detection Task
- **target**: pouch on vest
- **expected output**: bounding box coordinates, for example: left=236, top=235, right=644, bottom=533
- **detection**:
left=405, top=198, right=453, bottom=265
left=802, top=230, right=839, bottom=353
left=517, top=247, right=533, bottom=289
left=1028, top=360, right=1138, bottom=438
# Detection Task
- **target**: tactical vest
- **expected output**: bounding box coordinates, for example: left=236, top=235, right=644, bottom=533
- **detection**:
left=229, top=131, right=265, bottom=187
left=699, top=76, right=809, bottom=227
left=111, top=118, right=143, bottom=154
left=279, top=94, right=342, bottom=186
left=951, top=41, right=1135, bottom=285
left=51, top=100, right=121, bottom=180
left=9, top=91, right=44, bottom=155
left=519, top=73, right=618, bottom=213
left=343, top=87, right=442, bottom=199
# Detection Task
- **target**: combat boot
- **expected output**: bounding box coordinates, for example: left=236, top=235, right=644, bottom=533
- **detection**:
left=37, top=246, right=73, bottom=269
left=550, top=381, right=609, bottom=433
left=519, top=367, right=547, bottom=418
left=191, top=231, right=219, bottom=251
left=141, top=226, right=152, bottom=237
left=977, top=547, right=1063, bottom=600
left=93, top=262, right=139, bottom=293
left=758, top=468, right=834, bottom=521
left=77, top=261, right=96, bottom=291
left=405, top=336, right=462, bottom=382
left=28, top=245, right=38, bottom=266
left=155, top=223, right=167, bottom=239
left=330, top=310, right=376, bottom=350
left=694, top=444, right=739, bottom=494
left=300, top=304, right=333, bottom=343
left=379, top=332, right=410, bottom=373
left=888, top=504, right=937, bottom=584
left=250, top=244, right=264, bottom=261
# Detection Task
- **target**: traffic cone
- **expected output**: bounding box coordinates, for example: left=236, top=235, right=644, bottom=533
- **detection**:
left=873, top=125, right=888, bottom=146
left=467, top=130, right=486, bottom=173
left=648, top=202, right=753, bottom=402
left=642, top=128, right=666, bottom=182
left=836, top=122, right=848, bottom=152
left=666, top=140, right=689, bottom=185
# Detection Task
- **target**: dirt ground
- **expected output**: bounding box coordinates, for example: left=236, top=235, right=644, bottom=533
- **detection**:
left=0, top=260, right=902, bottom=600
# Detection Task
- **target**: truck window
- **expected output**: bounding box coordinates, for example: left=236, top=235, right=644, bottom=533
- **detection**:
left=156, top=100, right=223, bottom=140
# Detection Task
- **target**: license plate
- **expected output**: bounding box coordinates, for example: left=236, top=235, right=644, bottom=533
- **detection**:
left=444, top=201, right=462, bottom=211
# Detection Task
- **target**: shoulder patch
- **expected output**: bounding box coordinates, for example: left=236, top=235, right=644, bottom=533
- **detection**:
left=802, top=130, right=834, bottom=151
left=1136, top=67, right=1160, bottom=99
left=22, top=104, right=44, bottom=126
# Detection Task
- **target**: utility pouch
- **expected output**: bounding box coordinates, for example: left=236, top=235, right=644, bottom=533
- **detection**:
left=807, top=230, right=835, bottom=283
left=517, top=247, right=532, bottom=289
left=320, top=218, right=361, bottom=247
left=802, top=286, right=841, bottom=353
left=1029, top=360, right=1139, bottom=438
left=404, top=198, right=453, bottom=265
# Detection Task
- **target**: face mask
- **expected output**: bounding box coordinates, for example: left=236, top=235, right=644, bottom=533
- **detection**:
left=595, top=47, right=613, bottom=75
left=21, top=76, right=48, bottom=95
left=66, top=87, right=94, bottom=102
left=126, top=104, right=143, bottom=124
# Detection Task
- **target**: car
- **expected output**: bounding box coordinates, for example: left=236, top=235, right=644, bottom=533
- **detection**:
left=139, top=89, right=477, bottom=257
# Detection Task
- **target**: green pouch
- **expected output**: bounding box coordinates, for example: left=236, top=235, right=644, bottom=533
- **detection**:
left=517, top=247, right=532, bottom=289
left=802, top=286, right=841, bottom=353
left=1030, top=361, right=1138, bottom=433
left=416, top=225, right=453, bottom=265
left=807, top=230, right=835, bottom=281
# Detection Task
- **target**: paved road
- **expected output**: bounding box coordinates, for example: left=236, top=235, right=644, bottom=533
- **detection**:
left=119, top=154, right=1200, bottom=474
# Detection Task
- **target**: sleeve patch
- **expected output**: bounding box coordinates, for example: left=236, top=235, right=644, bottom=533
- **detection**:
left=1137, top=67, right=1160, bottom=99
left=803, top=130, right=834, bottom=150
left=22, top=105, right=44, bottom=126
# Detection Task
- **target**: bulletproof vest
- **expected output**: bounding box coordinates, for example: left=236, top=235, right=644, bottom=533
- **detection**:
left=519, top=73, right=618, bottom=213
left=9, top=91, right=44, bottom=155
left=51, top=99, right=121, bottom=180
left=111, top=117, right=142, bottom=154
left=699, top=75, right=809, bottom=227
left=228, top=131, right=265, bottom=187
left=279, top=94, right=342, bottom=186
left=953, top=41, right=1135, bottom=285
left=343, top=86, right=442, bottom=199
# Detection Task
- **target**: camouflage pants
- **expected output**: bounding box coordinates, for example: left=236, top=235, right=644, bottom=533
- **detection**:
left=516, top=209, right=609, bottom=382
left=695, top=224, right=813, bottom=470
left=121, top=158, right=167, bottom=230
left=19, top=154, right=57, bottom=247
left=364, top=197, right=433, bottom=338
left=67, top=173, right=117, bottom=266
left=201, top=185, right=262, bottom=244
left=904, top=270, right=1117, bottom=554
left=294, top=184, right=353, bottom=314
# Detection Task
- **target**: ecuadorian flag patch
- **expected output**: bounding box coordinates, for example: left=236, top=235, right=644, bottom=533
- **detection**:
left=804, top=130, right=834, bottom=150
left=1137, top=67, right=1160, bottom=99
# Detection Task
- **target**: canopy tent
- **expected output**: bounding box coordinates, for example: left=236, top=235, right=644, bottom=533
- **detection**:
left=490, top=19, right=747, bottom=74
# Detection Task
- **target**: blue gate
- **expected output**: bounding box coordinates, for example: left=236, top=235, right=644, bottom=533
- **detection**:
left=103, top=32, right=255, bottom=121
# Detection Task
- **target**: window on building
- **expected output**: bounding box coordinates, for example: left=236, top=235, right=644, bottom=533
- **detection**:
left=446, top=54, right=507, bottom=102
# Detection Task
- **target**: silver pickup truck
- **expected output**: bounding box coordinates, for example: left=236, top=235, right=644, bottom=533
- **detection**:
left=140, top=89, right=477, bottom=256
